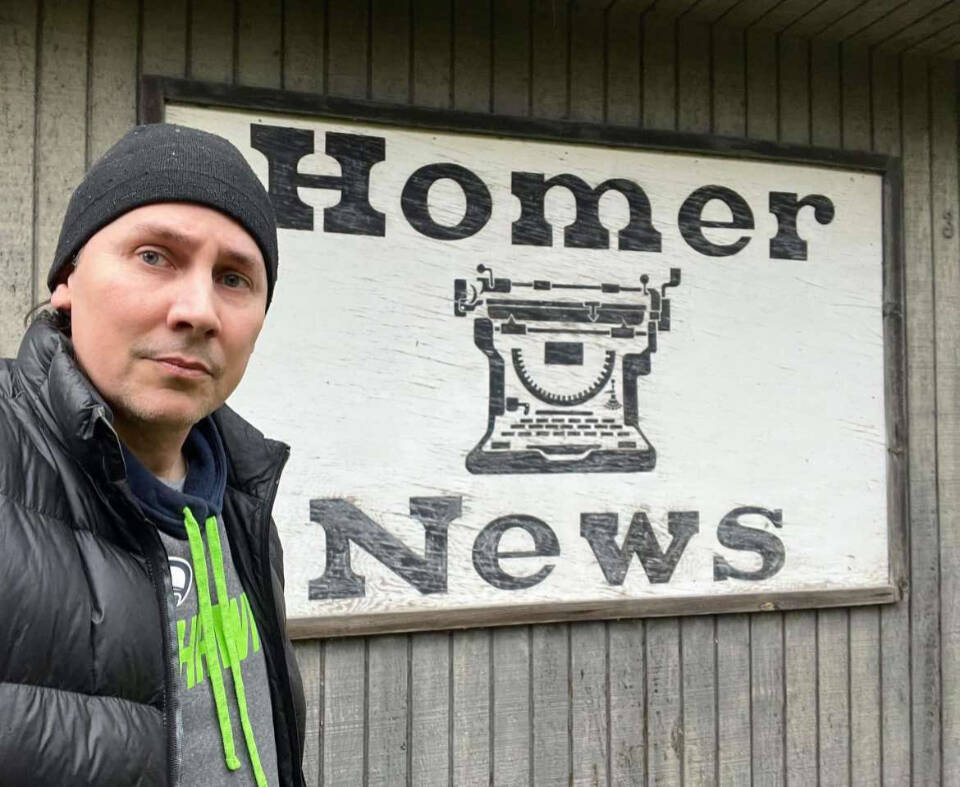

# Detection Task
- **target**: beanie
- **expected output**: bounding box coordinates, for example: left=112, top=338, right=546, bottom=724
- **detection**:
left=48, top=123, right=279, bottom=309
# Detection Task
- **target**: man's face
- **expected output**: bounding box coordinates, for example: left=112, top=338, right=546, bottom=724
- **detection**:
left=51, top=202, right=268, bottom=430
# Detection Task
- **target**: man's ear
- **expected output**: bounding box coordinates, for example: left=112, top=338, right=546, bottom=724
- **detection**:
left=50, top=280, right=72, bottom=311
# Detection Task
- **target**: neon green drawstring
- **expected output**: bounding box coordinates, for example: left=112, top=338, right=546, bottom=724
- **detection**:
left=183, top=507, right=267, bottom=787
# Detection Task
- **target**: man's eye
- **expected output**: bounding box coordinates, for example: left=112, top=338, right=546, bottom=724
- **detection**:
left=221, top=272, right=250, bottom=289
left=138, top=250, right=164, bottom=266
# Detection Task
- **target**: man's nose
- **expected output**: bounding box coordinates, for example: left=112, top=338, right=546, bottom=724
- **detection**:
left=166, top=270, right=221, bottom=335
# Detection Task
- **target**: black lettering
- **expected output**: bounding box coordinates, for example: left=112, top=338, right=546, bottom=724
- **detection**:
left=250, top=124, right=386, bottom=235
left=308, top=497, right=460, bottom=599
left=472, top=515, right=560, bottom=590
left=713, top=506, right=785, bottom=581
left=401, top=163, right=492, bottom=240
left=580, top=511, right=699, bottom=584
left=511, top=173, right=662, bottom=251
left=678, top=185, right=754, bottom=256
left=769, top=192, right=835, bottom=260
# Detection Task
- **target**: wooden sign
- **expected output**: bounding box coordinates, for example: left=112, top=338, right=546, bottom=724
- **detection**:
left=146, top=79, right=904, bottom=637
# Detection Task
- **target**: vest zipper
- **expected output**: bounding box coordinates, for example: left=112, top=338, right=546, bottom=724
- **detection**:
left=256, top=446, right=305, bottom=787
left=96, top=413, right=182, bottom=787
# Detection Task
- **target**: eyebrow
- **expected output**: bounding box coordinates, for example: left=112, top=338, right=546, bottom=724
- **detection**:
left=130, top=222, right=262, bottom=270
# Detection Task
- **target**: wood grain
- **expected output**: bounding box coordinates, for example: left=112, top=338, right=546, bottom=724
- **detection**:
left=32, top=0, right=87, bottom=307
left=869, top=51, right=911, bottom=787
left=531, top=623, right=569, bottom=784
left=236, top=0, right=282, bottom=89
left=901, top=54, right=940, bottom=787
left=292, top=639, right=322, bottom=786
left=0, top=0, right=37, bottom=354
left=88, top=0, right=138, bottom=163
left=608, top=619, right=645, bottom=785
left=411, top=632, right=451, bottom=786
left=322, top=638, right=365, bottom=785
left=141, top=0, right=187, bottom=79
left=188, top=0, right=234, bottom=84
left=931, top=57, right=960, bottom=786
left=282, top=0, right=325, bottom=94
left=451, top=629, right=490, bottom=785
left=492, top=626, right=531, bottom=785
left=366, top=635, right=409, bottom=785
left=571, top=621, right=609, bottom=786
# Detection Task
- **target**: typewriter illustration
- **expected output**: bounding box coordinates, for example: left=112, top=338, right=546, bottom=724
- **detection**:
left=453, top=265, right=681, bottom=474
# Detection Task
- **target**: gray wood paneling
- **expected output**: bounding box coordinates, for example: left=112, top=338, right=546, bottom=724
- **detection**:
left=5, top=1, right=960, bottom=783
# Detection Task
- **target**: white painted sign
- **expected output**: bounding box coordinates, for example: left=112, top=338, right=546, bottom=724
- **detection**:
left=166, top=101, right=893, bottom=632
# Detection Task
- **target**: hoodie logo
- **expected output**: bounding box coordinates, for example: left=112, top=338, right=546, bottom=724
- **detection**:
left=169, top=557, right=193, bottom=607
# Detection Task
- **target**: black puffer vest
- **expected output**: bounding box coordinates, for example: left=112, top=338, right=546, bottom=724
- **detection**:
left=0, top=316, right=305, bottom=786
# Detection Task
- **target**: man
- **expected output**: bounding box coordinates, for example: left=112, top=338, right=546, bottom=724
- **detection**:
left=0, top=124, right=305, bottom=786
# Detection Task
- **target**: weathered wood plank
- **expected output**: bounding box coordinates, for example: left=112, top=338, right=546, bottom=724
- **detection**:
left=412, top=0, right=451, bottom=109
left=849, top=609, right=881, bottom=786
left=32, top=0, right=86, bottom=312
left=931, top=58, right=960, bottom=786
left=901, top=54, right=941, bottom=787
left=641, top=11, right=674, bottom=130
left=681, top=616, right=716, bottom=786
left=293, top=640, right=322, bottom=787
left=745, top=28, right=776, bottom=141
left=605, top=0, right=641, bottom=127
left=188, top=0, right=234, bottom=84
left=784, top=612, right=817, bottom=784
left=366, top=635, right=409, bottom=785
left=818, top=610, right=851, bottom=786
left=810, top=39, right=840, bottom=148
left=236, top=0, right=282, bottom=89
left=0, top=0, right=37, bottom=354
left=780, top=0, right=862, bottom=39
left=571, top=621, right=608, bottom=786
left=569, top=0, right=605, bottom=123
left=451, top=629, right=490, bottom=785
left=750, top=614, right=784, bottom=787
left=711, top=26, right=744, bottom=137
left=682, top=0, right=740, bottom=25
left=411, top=632, right=450, bottom=787
left=492, top=0, right=529, bottom=117
left=816, top=0, right=903, bottom=42
left=676, top=21, right=710, bottom=134
left=322, top=638, right=365, bottom=785
left=371, top=0, right=411, bottom=104
left=870, top=52, right=910, bottom=787
left=282, top=0, right=325, bottom=94
left=88, top=0, right=138, bottom=163
left=327, top=0, right=369, bottom=99
left=141, top=0, right=187, bottom=78
left=646, top=619, right=681, bottom=786
left=876, top=4, right=960, bottom=54
left=777, top=35, right=809, bottom=146
left=452, top=0, right=491, bottom=113
left=531, top=623, right=569, bottom=785
left=840, top=44, right=870, bottom=150
left=531, top=0, right=567, bottom=120
left=492, top=627, right=530, bottom=785
left=717, top=614, right=750, bottom=785
left=847, top=0, right=946, bottom=46
left=840, top=44, right=882, bottom=787
left=608, top=620, right=645, bottom=786
left=719, top=0, right=783, bottom=29
left=753, top=0, right=834, bottom=33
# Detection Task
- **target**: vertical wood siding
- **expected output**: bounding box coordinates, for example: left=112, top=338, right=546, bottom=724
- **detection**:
left=1, top=0, right=958, bottom=783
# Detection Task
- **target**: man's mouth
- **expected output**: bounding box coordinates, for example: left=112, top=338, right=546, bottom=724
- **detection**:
left=151, top=355, right=213, bottom=378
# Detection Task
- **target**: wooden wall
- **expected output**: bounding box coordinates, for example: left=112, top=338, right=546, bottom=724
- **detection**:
left=1, top=0, right=959, bottom=783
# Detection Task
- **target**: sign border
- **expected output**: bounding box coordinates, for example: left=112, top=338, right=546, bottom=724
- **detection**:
left=140, top=75, right=907, bottom=639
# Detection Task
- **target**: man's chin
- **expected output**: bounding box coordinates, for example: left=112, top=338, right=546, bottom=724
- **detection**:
left=110, top=395, right=218, bottom=431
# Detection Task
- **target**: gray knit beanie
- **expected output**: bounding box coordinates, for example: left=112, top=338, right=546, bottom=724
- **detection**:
left=48, top=123, right=279, bottom=309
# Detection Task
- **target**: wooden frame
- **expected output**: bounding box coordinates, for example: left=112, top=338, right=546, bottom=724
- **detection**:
left=140, top=75, right=906, bottom=639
